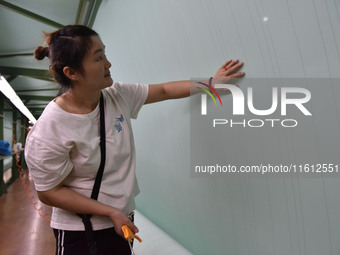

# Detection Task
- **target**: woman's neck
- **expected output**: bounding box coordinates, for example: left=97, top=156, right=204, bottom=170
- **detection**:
left=55, top=88, right=101, bottom=114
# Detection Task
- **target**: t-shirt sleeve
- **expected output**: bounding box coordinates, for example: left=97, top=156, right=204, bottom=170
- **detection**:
left=109, top=82, right=149, bottom=119
left=25, top=136, right=73, bottom=191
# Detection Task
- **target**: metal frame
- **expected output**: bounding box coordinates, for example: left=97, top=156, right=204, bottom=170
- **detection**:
left=0, top=66, right=54, bottom=81
left=0, top=0, right=64, bottom=28
left=0, top=94, right=6, bottom=196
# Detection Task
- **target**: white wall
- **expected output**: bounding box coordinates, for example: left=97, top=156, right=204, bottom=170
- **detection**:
left=94, top=1, right=340, bottom=254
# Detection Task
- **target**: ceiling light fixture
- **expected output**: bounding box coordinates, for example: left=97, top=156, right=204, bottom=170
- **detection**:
left=0, top=75, right=37, bottom=124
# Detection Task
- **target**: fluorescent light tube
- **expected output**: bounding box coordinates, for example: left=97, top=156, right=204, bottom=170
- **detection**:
left=0, top=75, right=37, bottom=124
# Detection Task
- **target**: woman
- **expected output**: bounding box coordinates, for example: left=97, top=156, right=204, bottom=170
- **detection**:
left=25, top=25, right=244, bottom=255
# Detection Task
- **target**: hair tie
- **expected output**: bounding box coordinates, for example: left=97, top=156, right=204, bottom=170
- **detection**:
left=209, top=77, right=213, bottom=86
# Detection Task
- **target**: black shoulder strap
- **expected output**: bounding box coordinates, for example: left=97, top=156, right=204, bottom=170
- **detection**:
left=77, top=92, right=106, bottom=255
left=91, top=92, right=106, bottom=200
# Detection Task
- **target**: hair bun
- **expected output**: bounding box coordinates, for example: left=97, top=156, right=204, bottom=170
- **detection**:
left=34, top=46, right=49, bottom=60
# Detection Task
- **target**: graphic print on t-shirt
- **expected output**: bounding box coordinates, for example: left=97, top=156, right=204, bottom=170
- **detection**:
left=114, top=114, right=125, bottom=132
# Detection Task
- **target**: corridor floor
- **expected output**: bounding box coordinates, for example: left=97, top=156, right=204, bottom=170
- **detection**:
left=0, top=171, right=55, bottom=255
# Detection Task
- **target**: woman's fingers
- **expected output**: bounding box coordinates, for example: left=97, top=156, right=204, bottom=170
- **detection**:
left=225, top=60, right=243, bottom=76
left=225, top=59, right=239, bottom=70
left=109, top=208, right=139, bottom=238
left=129, top=222, right=139, bottom=234
left=215, top=59, right=245, bottom=78
left=220, top=59, right=233, bottom=69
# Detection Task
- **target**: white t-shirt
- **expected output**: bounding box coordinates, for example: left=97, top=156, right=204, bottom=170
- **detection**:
left=25, top=82, right=148, bottom=230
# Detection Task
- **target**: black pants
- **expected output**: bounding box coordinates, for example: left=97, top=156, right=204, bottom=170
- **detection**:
left=53, top=227, right=131, bottom=255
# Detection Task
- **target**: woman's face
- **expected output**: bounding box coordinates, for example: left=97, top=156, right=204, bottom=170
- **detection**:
left=79, top=36, right=113, bottom=91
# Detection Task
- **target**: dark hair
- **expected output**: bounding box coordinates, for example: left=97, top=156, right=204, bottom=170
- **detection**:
left=34, top=25, right=99, bottom=93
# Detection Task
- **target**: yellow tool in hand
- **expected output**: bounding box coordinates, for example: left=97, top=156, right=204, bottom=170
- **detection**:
left=122, top=225, right=142, bottom=255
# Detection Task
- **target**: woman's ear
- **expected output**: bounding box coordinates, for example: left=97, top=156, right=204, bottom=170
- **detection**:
left=63, top=66, right=80, bottom=81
